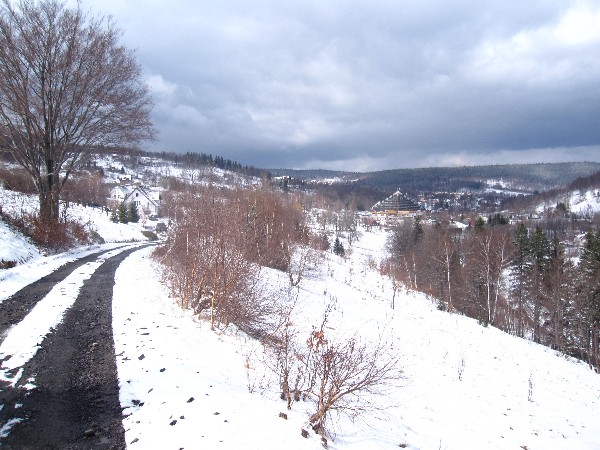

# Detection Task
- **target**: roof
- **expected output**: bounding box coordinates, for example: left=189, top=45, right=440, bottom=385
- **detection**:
left=124, top=186, right=160, bottom=208
left=371, top=190, right=420, bottom=214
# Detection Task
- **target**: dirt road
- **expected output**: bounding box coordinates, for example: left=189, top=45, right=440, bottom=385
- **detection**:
left=0, top=245, right=150, bottom=449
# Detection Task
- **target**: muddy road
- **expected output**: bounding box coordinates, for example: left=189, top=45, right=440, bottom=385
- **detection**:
left=0, top=245, right=151, bottom=449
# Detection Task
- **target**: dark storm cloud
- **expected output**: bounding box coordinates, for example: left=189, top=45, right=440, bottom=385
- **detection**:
left=83, top=0, right=600, bottom=170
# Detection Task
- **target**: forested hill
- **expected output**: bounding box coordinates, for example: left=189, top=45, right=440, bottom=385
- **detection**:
left=271, top=162, right=600, bottom=195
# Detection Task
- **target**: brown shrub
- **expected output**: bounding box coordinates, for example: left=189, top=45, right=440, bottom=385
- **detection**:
left=0, top=167, right=36, bottom=194
left=29, top=217, right=90, bottom=251
left=0, top=260, right=17, bottom=269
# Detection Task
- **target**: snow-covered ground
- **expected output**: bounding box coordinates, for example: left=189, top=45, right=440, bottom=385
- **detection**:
left=110, top=232, right=600, bottom=450
left=0, top=186, right=156, bottom=268
left=537, top=188, right=600, bottom=216
left=568, top=189, right=600, bottom=215
left=1, top=194, right=599, bottom=448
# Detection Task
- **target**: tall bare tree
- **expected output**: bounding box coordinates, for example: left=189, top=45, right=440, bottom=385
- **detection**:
left=0, top=0, right=155, bottom=223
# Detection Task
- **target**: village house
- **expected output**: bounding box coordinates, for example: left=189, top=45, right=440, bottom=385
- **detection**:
left=108, top=185, right=160, bottom=218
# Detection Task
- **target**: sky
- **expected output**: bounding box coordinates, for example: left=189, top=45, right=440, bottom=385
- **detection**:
left=78, top=0, right=600, bottom=171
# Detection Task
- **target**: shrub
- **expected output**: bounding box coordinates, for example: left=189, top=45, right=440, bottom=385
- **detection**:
left=0, top=260, right=17, bottom=269
left=29, top=216, right=89, bottom=251
left=265, top=302, right=403, bottom=436
left=141, top=230, right=158, bottom=241
left=0, top=168, right=36, bottom=194
left=154, top=185, right=275, bottom=335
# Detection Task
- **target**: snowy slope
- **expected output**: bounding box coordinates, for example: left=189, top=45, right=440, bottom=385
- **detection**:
left=537, top=188, right=600, bottom=216
left=1, top=190, right=599, bottom=448
left=0, top=186, right=154, bottom=266
left=0, top=219, right=40, bottom=265
left=111, top=230, right=600, bottom=450
left=568, top=189, right=600, bottom=215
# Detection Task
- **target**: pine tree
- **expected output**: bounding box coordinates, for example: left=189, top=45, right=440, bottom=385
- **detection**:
left=474, top=216, right=486, bottom=231
left=128, top=202, right=140, bottom=223
left=333, top=237, right=345, bottom=257
left=413, top=215, right=424, bottom=243
left=118, top=202, right=129, bottom=223
left=577, top=229, right=600, bottom=370
left=110, top=208, right=119, bottom=223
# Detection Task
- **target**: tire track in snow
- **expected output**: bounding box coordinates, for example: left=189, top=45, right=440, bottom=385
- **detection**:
left=0, top=245, right=129, bottom=341
left=0, top=244, right=150, bottom=447
left=0, top=245, right=142, bottom=385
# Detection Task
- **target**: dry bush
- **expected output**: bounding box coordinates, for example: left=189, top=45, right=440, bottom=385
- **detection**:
left=306, top=329, right=402, bottom=435
left=234, top=186, right=309, bottom=272
left=263, top=299, right=304, bottom=410
left=61, top=172, right=108, bottom=207
left=0, top=167, right=36, bottom=194
left=0, top=259, right=17, bottom=269
left=29, top=216, right=90, bottom=250
left=155, top=185, right=273, bottom=335
left=264, top=301, right=402, bottom=436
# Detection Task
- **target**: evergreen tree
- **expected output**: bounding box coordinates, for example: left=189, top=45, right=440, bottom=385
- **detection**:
left=333, top=237, right=345, bottom=257
left=110, top=208, right=119, bottom=223
left=320, top=234, right=330, bottom=251
left=128, top=202, right=140, bottom=223
left=474, top=216, right=486, bottom=231
left=576, top=229, right=600, bottom=371
left=580, top=231, right=600, bottom=325
left=413, top=215, right=424, bottom=243
left=529, top=225, right=551, bottom=272
left=511, top=223, right=530, bottom=337
left=118, top=202, right=129, bottom=223
left=544, top=235, right=573, bottom=353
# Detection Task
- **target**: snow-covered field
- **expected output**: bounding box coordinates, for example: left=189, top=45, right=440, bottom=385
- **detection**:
left=1, top=186, right=599, bottom=448
left=109, top=231, right=600, bottom=450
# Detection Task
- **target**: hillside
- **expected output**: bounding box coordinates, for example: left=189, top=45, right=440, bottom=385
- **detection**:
left=272, top=162, right=600, bottom=195
left=1, top=155, right=600, bottom=448
left=1, top=212, right=599, bottom=449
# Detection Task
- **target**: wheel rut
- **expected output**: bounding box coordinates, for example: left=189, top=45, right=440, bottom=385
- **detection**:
left=0, top=246, right=128, bottom=342
left=0, top=245, right=149, bottom=449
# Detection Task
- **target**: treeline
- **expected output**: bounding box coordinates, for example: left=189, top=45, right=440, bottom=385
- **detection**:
left=154, top=150, right=270, bottom=179
left=274, top=163, right=600, bottom=197
left=357, top=162, right=600, bottom=195
left=386, top=217, right=600, bottom=372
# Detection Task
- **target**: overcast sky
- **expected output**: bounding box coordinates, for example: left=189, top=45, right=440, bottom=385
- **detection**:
left=82, top=0, right=600, bottom=171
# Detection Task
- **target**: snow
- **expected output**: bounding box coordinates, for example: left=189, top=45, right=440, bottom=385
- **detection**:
left=537, top=188, right=600, bottom=215
left=1, top=193, right=600, bottom=448
left=110, top=230, right=600, bottom=450
left=568, top=189, right=600, bottom=215
left=0, top=244, right=146, bottom=386
left=0, top=219, right=40, bottom=264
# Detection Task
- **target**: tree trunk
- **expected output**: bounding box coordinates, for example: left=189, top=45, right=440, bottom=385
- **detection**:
left=38, top=182, right=61, bottom=223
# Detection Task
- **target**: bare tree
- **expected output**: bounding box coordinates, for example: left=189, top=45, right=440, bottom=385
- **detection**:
left=0, top=0, right=155, bottom=224
left=464, top=226, right=513, bottom=326
left=307, top=329, right=402, bottom=436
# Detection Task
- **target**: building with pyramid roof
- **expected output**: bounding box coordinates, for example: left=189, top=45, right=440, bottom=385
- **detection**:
left=371, top=190, right=421, bottom=216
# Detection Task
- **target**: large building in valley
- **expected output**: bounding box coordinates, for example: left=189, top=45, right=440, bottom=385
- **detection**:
left=371, top=190, right=420, bottom=216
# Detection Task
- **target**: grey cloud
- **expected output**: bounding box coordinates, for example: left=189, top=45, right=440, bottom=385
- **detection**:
left=82, top=0, right=600, bottom=170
